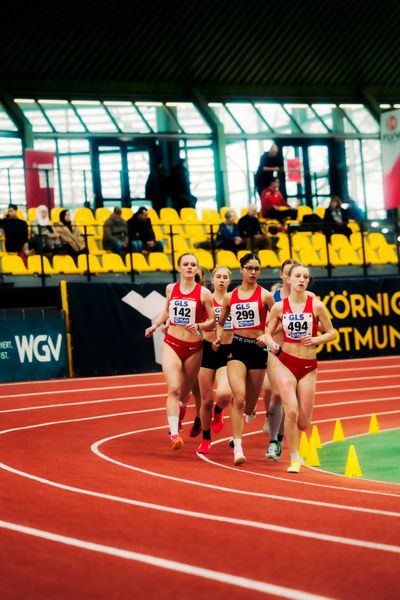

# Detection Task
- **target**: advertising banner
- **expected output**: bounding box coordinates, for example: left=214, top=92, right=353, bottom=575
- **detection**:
left=0, top=310, right=68, bottom=382
left=286, top=157, right=302, bottom=184
left=67, top=278, right=400, bottom=377
left=24, top=149, right=55, bottom=210
left=380, top=109, right=400, bottom=210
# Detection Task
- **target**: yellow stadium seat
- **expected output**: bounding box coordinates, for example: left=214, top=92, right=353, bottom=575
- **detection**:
left=95, top=207, right=112, bottom=224
left=102, top=253, right=129, bottom=273
left=330, top=234, right=362, bottom=266
left=350, top=233, right=377, bottom=264
left=2, top=254, right=32, bottom=275
left=125, top=253, right=153, bottom=272
left=27, top=255, right=54, bottom=275
left=216, top=250, right=240, bottom=269
left=159, top=207, right=182, bottom=224
left=77, top=253, right=106, bottom=274
left=296, top=205, right=313, bottom=222
left=74, top=207, right=97, bottom=226
left=16, top=209, right=26, bottom=221
left=52, top=255, right=82, bottom=274
left=27, top=207, right=37, bottom=223
left=180, top=207, right=200, bottom=223
left=148, top=252, right=173, bottom=272
left=314, top=206, right=326, bottom=219
left=258, top=249, right=281, bottom=268
left=121, top=207, right=133, bottom=221
left=184, top=224, right=207, bottom=243
left=194, top=250, right=214, bottom=271
left=147, top=208, right=161, bottom=224
left=51, top=207, right=64, bottom=222
left=202, top=209, right=222, bottom=225
left=164, top=234, right=190, bottom=255
left=152, top=225, right=166, bottom=241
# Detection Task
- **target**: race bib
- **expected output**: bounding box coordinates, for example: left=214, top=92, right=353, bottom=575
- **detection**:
left=169, top=299, right=196, bottom=325
left=215, top=306, right=233, bottom=330
left=282, top=312, right=313, bottom=340
left=231, top=302, right=260, bottom=329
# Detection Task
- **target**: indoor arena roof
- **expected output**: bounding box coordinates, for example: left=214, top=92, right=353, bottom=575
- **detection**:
left=1, top=0, right=400, bottom=103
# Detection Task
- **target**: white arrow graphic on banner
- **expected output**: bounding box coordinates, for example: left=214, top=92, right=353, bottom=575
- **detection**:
left=121, top=290, right=165, bottom=365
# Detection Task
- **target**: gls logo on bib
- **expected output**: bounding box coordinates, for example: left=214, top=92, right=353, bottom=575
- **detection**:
left=15, top=334, right=63, bottom=363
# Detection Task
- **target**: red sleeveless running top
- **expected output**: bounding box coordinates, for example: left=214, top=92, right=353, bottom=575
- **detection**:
left=281, top=295, right=318, bottom=343
left=168, top=282, right=203, bottom=326
left=230, top=285, right=267, bottom=331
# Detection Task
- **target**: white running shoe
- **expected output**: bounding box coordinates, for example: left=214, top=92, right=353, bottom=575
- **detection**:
left=245, top=411, right=256, bottom=424
left=265, top=441, right=279, bottom=461
left=234, top=446, right=246, bottom=465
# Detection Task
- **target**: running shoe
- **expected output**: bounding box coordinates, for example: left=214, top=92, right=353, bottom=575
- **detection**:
left=229, top=439, right=234, bottom=448
left=265, top=441, right=279, bottom=461
left=170, top=434, right=184, bottom=450
left=262, top=417, right=270, bottom=434
left=245, top=411, right=256, bottom=424
left=212, top=409, right=224, bottom=433
left=189, top=416, right=202, bottom=437
left=287, top=460, right=302, bottom=473
left=197, top=439, right=211, bottom=454
left=276, top=440, right=283, bottom=458
left=234, top=446, right=246, bottom=465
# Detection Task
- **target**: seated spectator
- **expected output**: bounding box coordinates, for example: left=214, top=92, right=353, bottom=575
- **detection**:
left=29, top=205, right=62, bottom=256
left=54, top=209, right=86, bottom=262
left=261, top=178, right=298, bottom=221
left=102, top=207, right=129, bottom=256
left=238, top=204, right=269, bottom=250
left=323, top=195, right=352, bottom=240
left=0, top=204, right=29, bottom=263
left=127, top=206, right=164, bottom=253
left=215, top=210, right=245, bottom=253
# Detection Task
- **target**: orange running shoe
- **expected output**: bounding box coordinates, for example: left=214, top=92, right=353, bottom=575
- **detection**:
left=212, top=410, right=224, bottom=434
left=171, top=434, right=184, bottom=450
left=197, top=439, right=211, bottom=454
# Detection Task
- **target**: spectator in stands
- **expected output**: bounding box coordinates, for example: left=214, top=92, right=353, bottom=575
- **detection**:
left=145, top=156, right=169, bottom=213
left=255, top=143, right=285, bottom=198
left=169, top=158, right=197, bottom=212
left=216, top=210, right=245, bottom=253
left=346, top=197, right=365, bottom=223
left=238, top=204, right=269, bottom=250
left=54, top=209, right=86, bottom=262
left=261, top=178, right=298, bottom=222
left=127, top=206, right=164, bottom=253
left=0, top=204, right=29, bottom=262
left=102, top=207, right=129, bottom=255
left=323, top=195, right=352, bottom=240
left=29, top=204, right=62, bottom=256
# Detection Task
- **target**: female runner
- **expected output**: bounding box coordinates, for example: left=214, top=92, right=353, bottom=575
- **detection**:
left=215, top=253, right=275, bottom=465
left=145, top=253, right=215, bottom=449
left=257, top=263, right=336, bottom=473
left=197, top=266, right=234, bottom=454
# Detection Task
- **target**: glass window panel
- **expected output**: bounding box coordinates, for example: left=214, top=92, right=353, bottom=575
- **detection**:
left=308, top=145, right=330, bottom=206
left=57, top=139, right=90, bottom=153
left=209, top=103, right=241, bottom=134
left=166, top=102, right=211, bottom=133
left=340, top=104, right=379, bottom=134
left=99, top=147, right=122, bottom=198
left=15, top=99, right=53, bottom=132
left=135, top=103, right=176, bottom=133
left=0, top=104, right=17, bottom=131
left=226, top=141, right=252, bottom=213
left=362, top=139, right=385, bottom=218
left=39, top=101, right=85, bottom=132
left=284, top=104, right=328, bottom=134
left=312, top=104, right=336, bottom=131
left=255, top=103, right=293, bottom=133
left=226, top=103, right=268, bottom=134
left=127, top=151, right=150, bottom=198
left=72, top=101, right=117, bottom=133
left=59, top=153, right=93, bottom=207
left=34, top=139, right=57, bottom=152
left=186, top=147, right=216, bottom=211
left=0, top=137, right=25, bottom=208
left=282, top=145, right=305, bottom=203
left=104, top=102, right=150, bottom=133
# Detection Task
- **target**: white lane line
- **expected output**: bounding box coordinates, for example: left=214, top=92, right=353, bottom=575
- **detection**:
left=0, top=430, right=399, bottom=557
left=1, top=393, right=399, bottom=416
left=313, top=409, right=400, bottom=424
left=0, top=382, right=165, bottom=400
left=0, top=519, right=335, bottom=600
left=1, top=381, right=399, bottom=403
left=0, top=371, right=164, bottom=388
left=0, top=408, right=399, bottom=499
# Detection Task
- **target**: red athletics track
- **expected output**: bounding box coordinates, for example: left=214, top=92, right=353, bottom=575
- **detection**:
left=0, top=355, right=399, bottom=600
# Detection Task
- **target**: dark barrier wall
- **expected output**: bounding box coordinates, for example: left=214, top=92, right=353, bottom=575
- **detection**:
left=67, top=277, right=400, bottom=377
left=0, top=309, right=68, bottom=382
